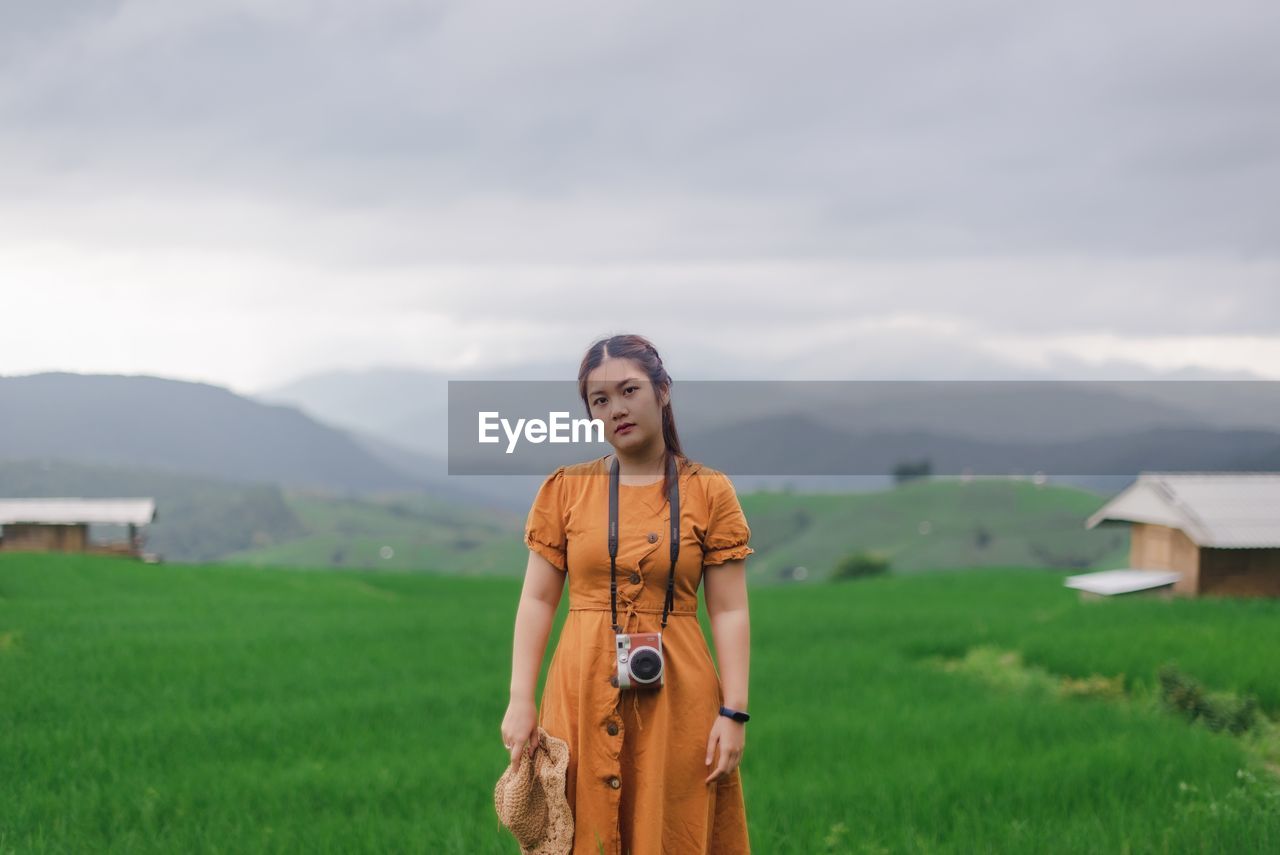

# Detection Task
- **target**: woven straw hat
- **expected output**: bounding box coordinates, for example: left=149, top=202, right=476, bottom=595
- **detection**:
left=494, top=726, right=574, bottom=855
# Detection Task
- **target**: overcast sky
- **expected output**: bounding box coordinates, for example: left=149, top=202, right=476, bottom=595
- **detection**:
left=2, top=0, right=1277, bottom=394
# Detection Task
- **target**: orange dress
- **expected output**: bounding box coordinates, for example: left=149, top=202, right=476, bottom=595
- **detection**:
left=524, top=454, right=754, bottom=855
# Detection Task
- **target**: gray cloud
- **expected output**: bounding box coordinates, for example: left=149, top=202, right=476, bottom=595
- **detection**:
left=4, top=0, right=1277, bottom=255
left=1, top=0, right=1278, bottom=389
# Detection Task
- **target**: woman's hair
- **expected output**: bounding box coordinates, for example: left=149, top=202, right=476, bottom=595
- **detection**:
left=578, top=334, right=686, bottom=497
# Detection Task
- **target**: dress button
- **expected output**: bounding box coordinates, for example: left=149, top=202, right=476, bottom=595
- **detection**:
left=608, top=776, right=621, bottom=789
left=607, top=722, right=619, bottom=736
left=629, top=572, right=641, bottom=584
left=647, top=532, right=658, bottom=543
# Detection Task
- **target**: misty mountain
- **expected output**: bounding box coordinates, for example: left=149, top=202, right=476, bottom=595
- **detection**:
left=254, top=362, right=570, bottom=458
left=345, top=428, right=547, bottom=512
left=255, top=366, right=1280, bottom=464
left=682, top=415, right=1280, bottom=478
left=0, top=372, right=425, bottom=494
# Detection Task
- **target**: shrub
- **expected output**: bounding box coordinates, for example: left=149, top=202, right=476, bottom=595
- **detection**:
left=892, top=459, right=932, bottom=485
left=1157, top=664, right=1258, bottom=735
left=831, top=550, right=890, bottom=581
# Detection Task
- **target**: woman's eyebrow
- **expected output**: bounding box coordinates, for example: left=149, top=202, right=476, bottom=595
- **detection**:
left=588, top=376, right=643, bottom=396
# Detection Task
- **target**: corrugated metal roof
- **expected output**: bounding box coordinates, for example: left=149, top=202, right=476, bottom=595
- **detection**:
left=0, top=498, right=156, bottom=526
left=1084, top=472, right=1280, bottom=548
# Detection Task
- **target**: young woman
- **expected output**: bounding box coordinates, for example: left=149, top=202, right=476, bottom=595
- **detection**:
left=501, top=334, right=754, bottom=854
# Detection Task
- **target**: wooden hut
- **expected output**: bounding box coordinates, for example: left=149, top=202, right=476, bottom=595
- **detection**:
left=0, top=498, right=157, bottom=558
left=1071, top=472, right=1280, bottom=598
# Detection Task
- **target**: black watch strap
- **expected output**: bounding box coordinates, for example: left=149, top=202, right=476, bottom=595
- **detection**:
left=719, top=705, right=750, bottom=723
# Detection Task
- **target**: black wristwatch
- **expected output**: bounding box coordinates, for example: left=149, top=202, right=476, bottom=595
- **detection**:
left=719, top=706, right=750, bottom=723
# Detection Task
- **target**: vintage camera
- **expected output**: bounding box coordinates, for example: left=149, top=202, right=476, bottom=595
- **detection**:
left=615, top=631, right=664, bottom=689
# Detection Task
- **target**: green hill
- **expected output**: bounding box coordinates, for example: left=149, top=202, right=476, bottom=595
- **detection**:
left=1, top=553, right=1277, bottom=853
left=2, top=457, right=1128, bottom=576
left=0, top=459, right=522, bottom=569
left=219, top=490, right=528, bottom=575
left=222, top=477, right=1129, bottom=580
left=737, top=477, right=1130, bottom=582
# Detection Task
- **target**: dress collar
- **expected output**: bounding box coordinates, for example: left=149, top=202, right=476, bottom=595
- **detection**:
left=597, top=454, right=702, bottom=515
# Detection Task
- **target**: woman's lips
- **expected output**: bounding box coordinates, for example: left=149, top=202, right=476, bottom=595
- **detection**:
left=616, top=423, right=635, bottom=434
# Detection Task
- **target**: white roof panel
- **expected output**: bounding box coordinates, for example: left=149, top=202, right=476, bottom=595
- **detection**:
left=1084, top=472, right=1280, bottom=548
left=0, top=498, right=156, bottom=526
left=1064, top=568, right=1181, bottom=595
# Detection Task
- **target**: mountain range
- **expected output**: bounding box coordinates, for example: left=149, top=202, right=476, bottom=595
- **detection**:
left=3, top=367, right=1278, bottom=568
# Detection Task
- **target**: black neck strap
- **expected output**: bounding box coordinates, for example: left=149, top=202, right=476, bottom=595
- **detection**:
left=608, top=453, right=680, bottom=633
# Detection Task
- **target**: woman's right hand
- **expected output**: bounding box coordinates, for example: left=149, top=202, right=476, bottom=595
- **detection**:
left=501, top=698, right=541, bottom=771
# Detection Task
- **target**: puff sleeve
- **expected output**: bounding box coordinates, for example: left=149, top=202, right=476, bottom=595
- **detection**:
left=525, top=466, right=568, bottom=572
left=702, top=471, right=755, bottom=567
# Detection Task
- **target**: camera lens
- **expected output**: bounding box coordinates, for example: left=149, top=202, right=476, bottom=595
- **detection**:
left=630, top=648, right=662, bottom=682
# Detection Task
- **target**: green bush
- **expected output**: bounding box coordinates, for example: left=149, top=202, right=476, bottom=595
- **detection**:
left=1157, top=663, right=1259, bottom=735
left=830, top=550, right=891, bottom=581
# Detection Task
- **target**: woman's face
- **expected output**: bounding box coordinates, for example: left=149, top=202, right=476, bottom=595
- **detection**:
left=585, top=357, right=668, bottom=454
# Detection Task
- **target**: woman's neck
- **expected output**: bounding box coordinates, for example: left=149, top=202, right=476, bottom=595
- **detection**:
left=610, top=444, right=668, bottom=483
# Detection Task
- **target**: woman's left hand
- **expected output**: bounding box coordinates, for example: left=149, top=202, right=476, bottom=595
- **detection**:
left=704, top=715, right=746, bottom=784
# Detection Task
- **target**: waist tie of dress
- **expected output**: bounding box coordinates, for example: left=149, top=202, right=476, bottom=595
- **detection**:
left=568, top=594, right=699, bottom=731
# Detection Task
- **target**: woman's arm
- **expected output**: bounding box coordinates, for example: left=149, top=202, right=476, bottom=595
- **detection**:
left=510, top=551, right=566, bottom=703
left=703, top=557, right=750, bottom=712
left=502, top=551, right=566, bottom=768
left=703, top=556, right=751, bottom=783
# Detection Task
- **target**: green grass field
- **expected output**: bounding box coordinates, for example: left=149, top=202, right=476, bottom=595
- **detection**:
left=2, top=553, right=1278, bottom=853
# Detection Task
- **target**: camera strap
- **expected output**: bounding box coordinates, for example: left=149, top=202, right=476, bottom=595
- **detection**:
left=608, top=452, right=680, bottom=633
